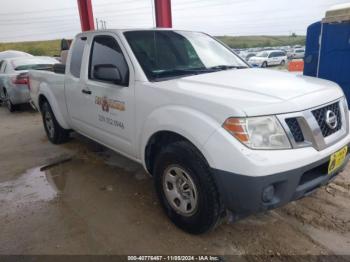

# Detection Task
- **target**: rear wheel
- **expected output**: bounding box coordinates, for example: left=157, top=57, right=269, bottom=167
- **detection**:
left=41, top=102, right=70, bottom=144
left=7, top=99, right=16, bottom=112
left=0, top=88, right=6, bottom=104
left=153, top=141, right=223, bottom=234
left=2, top=90, right=16, bottom=112
left=280, top=60, right=286, bottom=66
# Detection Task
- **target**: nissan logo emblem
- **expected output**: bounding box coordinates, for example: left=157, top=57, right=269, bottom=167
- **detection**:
left=325, top=110, right=338, bottom=129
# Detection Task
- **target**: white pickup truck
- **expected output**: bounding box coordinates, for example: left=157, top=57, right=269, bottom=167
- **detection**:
left=29, top=29, right=350, bottom=234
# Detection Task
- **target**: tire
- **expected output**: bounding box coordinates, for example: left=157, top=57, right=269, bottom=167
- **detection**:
left=7, top=99, right=16, bottom=112
left=153, top=141, right=223, bottom=234
left=280, top=60, right=286, bottom=66
left=0, top=88, right=6, bottom=104
left=261, top=61, right=268, bottom=68
left=41, top=102, right=70, bottom=144
left=2, top=89, right=16, bottom=112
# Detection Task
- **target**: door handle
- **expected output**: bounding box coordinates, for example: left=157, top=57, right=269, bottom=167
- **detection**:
left=82, top=89, right=92, bottom=95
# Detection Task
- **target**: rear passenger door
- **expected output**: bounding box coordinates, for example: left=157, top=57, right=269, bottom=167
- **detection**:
left=74, top=34, right=135, bottom=158
left=65, top=35, right=89, bottom=127
left=268, top=52, right=278, bottom=65
left=276, top=52, right=285, bottom=64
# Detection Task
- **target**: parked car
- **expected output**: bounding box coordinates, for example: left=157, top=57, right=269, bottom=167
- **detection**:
left=249, top=50, right=287, bottom=67
left=0, top=50, right=32, bottom=62
left=0, top=56, right=58, bottom=112
left=29, top=29, right=350, bottom=234
left=244, top=52, right=256, bottom=62
left=240, top=51, right=256, bottom=62
left=289, top=48, right=305, bottom=59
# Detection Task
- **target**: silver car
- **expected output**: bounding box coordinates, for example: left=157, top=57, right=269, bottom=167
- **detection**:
left=0, top=56, right=58, bottom=112
left=290, top=48, right=305, bottom=59
left=0, top=50, right=33, bottom=62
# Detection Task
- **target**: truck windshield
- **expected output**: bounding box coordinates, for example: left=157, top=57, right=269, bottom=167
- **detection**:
left=124, top=30, right=248, bottom=81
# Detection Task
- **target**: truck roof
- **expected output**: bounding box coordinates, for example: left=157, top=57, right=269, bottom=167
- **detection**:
left=76, top=28, right=199, bottom=37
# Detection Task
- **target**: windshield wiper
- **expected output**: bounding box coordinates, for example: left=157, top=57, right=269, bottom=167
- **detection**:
left=152, top=68, right=214, bottom=77
left=151, top=65, right=248, bottom=81
left=208, top=65, right=248, bottom=71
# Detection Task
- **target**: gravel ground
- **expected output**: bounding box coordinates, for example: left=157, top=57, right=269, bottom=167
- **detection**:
left=0, top=104, right=350, bottom=259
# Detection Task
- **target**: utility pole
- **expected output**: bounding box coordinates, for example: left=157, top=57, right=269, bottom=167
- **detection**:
left=95, top=18, right=106, bottom=30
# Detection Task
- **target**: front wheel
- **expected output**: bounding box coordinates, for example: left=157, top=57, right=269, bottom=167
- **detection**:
left=153, top=141, right=223, bottom=234
left=41, top=102, right=70, bottom=144
left=261, top=61, right=268, bottom=68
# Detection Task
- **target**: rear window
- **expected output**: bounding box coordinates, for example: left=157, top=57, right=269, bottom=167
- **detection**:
left=70, top=37, right=86, bottom=78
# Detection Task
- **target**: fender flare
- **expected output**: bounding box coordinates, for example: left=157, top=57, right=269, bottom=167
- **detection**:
left=139, top=105, right=221, bottom=169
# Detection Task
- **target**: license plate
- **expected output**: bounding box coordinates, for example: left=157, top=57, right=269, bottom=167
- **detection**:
left=328, top=146, right=348, bottom=174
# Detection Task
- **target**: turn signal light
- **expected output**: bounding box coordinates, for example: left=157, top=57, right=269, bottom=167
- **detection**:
left=222, top=118, right=249, bottom=142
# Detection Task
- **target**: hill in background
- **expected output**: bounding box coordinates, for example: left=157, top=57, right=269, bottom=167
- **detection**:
left=0, top=40, right=61, bottom=56
left=216, top=35, right=306, bottom=49
left=0, top=35, right=306, bottom=56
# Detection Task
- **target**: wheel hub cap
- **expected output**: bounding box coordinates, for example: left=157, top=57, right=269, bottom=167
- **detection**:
left=45, top=111, right=54, bottom=138
left=163, top=166, right=198, bottom=216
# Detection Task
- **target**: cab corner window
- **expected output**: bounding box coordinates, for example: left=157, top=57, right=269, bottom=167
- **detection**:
left=89, top=35, right=129, bottom=86
left=70, top=37, right=86, bottom=78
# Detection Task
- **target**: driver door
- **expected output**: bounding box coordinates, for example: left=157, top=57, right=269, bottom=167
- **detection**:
left=67, top=34, right=136, bottom=158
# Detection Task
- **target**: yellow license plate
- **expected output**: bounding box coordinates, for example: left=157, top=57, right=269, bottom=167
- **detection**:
left=328, top=146, right=348, bottom=174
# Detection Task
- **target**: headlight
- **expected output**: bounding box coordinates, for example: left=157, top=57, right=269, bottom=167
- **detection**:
left=223, top=116, right=291, bottom=149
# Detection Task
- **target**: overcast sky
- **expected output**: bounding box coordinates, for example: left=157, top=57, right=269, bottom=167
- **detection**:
left=0, top=0, right=348, bottom=42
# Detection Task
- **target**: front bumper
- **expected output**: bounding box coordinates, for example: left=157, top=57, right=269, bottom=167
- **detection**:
left=249, top=61, right=263, bottom=67
left=212, top=146, right=350, bottom=220
left=249, top=62, right=262, bottom=67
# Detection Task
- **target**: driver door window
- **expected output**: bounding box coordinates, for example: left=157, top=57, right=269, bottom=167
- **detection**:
left=89, top=35, right=129, bottom=86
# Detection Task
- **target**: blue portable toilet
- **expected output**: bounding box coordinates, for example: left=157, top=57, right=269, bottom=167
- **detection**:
left=304, top=4, right=350, bottom=106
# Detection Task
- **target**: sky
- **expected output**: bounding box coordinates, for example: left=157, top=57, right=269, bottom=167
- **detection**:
left=0, top=0, right=348, bottom=42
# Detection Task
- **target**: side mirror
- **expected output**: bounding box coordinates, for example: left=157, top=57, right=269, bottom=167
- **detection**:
left=93, top=64, right=122, bottom=84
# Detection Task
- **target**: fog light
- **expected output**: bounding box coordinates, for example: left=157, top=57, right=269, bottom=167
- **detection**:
left=262, top=185, right=275, bottom=203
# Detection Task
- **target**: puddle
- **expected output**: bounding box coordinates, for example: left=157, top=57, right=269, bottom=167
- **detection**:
left=0, top=164, right=67, bottom=204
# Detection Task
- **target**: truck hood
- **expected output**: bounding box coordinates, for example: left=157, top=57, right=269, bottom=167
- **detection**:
left=153, top=68, right=344, bottom=119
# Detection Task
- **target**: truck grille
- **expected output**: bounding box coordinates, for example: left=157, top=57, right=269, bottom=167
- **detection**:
left=285, top=118, right=304, bottom=142
left=278, top=99, right=348, bottom=151
left=312, top=102, right=342, bottom=137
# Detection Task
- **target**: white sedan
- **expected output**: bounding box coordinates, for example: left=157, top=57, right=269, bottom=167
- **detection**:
left=0, top=56, right=58, bottom=112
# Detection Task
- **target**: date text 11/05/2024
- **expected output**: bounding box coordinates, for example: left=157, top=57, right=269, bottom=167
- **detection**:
left=127, top=256, right=220, bottom=261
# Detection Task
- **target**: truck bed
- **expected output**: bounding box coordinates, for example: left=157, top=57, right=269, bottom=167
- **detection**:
left=28, top=69, right=65, bottom=111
